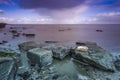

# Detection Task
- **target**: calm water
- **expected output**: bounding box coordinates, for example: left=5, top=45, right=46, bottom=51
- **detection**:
left=0, top=24, right=120, bottom=56
left=1, top=24, right=120, bottom=79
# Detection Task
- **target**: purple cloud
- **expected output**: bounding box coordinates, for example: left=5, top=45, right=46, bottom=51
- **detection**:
left=0, top=0, right=13, bottom=5
left=0, top=9, right=4, bottom=14
left=19, top=0, right=86, bottom=10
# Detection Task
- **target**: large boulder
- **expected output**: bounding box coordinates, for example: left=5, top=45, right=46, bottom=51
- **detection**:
left=27, top=48, right=53, bottom=67
left=72, top=42, right=115, bottom=72
left=18, top=41, right=38, bottom=52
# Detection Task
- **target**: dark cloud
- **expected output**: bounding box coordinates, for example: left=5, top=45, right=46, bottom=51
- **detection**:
left=19, top=0, right=86, bottom=10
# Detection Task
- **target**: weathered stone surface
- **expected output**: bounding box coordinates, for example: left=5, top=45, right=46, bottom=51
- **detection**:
left=73, top=59, right=120, bottom=80
left=28, top=48, right=53, bottom=67
left=52, top=45, right=70, bottom=60
left=40, top=42, right=72, bottom=60
left=0, top=58, right=17, bottom=80
left=18, top=41, right=38, bottom=52
left=72, top=42, right=115, bottom=72
left=0, top=47, right=20, bottom=59
left=114, top=60, right=120, bottom=71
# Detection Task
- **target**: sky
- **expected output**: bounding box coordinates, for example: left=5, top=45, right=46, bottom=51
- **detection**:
left=0, top=0, right=120, bottom=24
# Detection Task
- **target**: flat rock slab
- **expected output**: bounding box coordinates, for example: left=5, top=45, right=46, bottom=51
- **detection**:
left=73, top=60, right=120, bottom=80
left=73, top=42, right=115, bottom=72
left=28, top=48, right=53, bottom=67
left=18, top=41, right=38, bottom=52
left=0, top=58, right=17, bottom=80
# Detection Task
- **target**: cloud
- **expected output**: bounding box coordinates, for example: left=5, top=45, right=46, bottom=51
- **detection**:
left=19, top=0, right=90, bottom=24
left=0, top=0, right=15, bottom=5
left=97, top=12, right=120, bottom=17
left=19, top=0, right=86, bottom=10
left=94, top=11, right=120, bottom=23
left=0, top=17, right=53, bottom=24
left=0, top=9, right=4, bottom=14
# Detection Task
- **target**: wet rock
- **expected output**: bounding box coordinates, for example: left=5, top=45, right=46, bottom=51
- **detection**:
left=0, top=23, right=6, bottom=28
left=18, top=71, right=31, bottom=80
left=45, top=41, right=58, bottom=43
left=52, top=45, right=70, bottom=60
left=2, top=40, right=8, bottom=44
left=18, top=41, right=38, bottom=52
left=27, top=48, right=53, bottom=67
left=9, top=29, right=17, bottom=33
left=0, top=47, right=20, bottom=59
left=40, top=42, right=72, bottom=60
left=73, top=60, right=120, bottom=80
left=72, top=42, right=115, bottom=72
left=96, top=29, right=103, bottom=32
left=0, top=58, right=17, bottom=80
left=23, top=33, right=35, bottom=37
left=114, top=60, right=120, bottom=71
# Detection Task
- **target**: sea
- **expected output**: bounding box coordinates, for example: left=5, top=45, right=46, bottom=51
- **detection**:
left=0, top=24, right=120, bottom=57
left=1, top=24, right=120, bottom=79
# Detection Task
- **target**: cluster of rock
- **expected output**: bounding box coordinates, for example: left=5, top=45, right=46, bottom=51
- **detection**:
left=0, top=41, right=120, bottom=80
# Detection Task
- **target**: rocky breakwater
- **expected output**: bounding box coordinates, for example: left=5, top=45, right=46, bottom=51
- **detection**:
left=0, top=47, right=20, bottom=80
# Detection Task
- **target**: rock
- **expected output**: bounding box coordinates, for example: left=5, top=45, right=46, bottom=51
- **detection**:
left=45, top=41, right=58, bottom=43
left=96, top=29, right=103, bottom=32
left=18, top=71, right=31, bottom=80
left=73, top=60, right=120, bottom=80
left=9, top=29, right=17, bottom=33
left=23, top=33, right=35, bottom=37
left=27, top=48, right=53, bottom=67
left=0, top=58, right=17, bottom=80
left=114, top=60, right=120, bottom=71
left=0, top=47, right=20, bottom=59
left=52, top=45, right=70, bottom=60
left=40, top=42, right=72, bottom=60
left=76, top=46, right=88, bottom=52
left=18, top=41, right=38, bottom=52
left=0, top=23, right=6, bottom=28
left=72, top=42, right=115, bottom=72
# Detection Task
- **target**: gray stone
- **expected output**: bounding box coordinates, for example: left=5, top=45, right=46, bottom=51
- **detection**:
left=72, top=42, right=115, bottom=72
left=27, top=48, right=53, bottom=67
left=52, top=45, right=70, bottom=60
left=114, top=60, right=120, bottom=71
left=42, top=44, right=70, bottom=60
left=0, top=58, right=17, bottom=80
left=73, top=60, right=120, bottom=80
left=18, top=41, right=38, bottom=52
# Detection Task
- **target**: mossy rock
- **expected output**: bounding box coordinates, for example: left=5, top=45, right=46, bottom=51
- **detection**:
left=0, top=52, right=20, bottom=58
